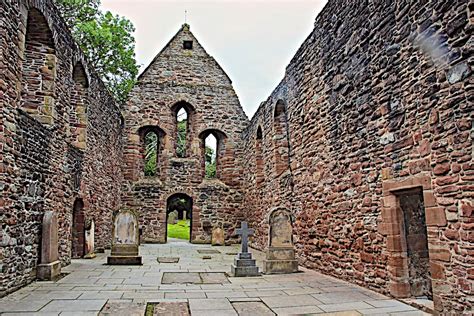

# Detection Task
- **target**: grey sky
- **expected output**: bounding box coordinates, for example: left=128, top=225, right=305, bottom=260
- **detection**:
left=100, top=0, right=327, bottom=117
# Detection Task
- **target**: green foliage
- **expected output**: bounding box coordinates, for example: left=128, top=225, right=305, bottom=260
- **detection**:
left=144, top=132, right=157, bottom=176
left=205, top=146, right=216, bottom=178
left=55, top=0, right=138, bottom=102
left=176, top=120, right=187, bottom=158
left=205, top=161, right=216, bottom=178
left=167, top=220, right=190, bottom=240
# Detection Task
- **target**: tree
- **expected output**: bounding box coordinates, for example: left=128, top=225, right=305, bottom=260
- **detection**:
left=55, top=0, right=138, bottom=102
left=205, top=146, right=216, bottom=178
left=176, top=120, right=187, bottom=157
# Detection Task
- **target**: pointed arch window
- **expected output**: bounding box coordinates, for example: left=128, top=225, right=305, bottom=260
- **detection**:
left=21, top=8, right=57, bottom=125
left=200, top=129, right=226, bottom=180
left=172, top=101, right=194, bottom=158
left=70, top=63, right=89, bottom=149
left=176, top=107, right=188, bottom=158
left=273, top=100, right=290, bottom=176
left=139, top=126, right=165, bottom=177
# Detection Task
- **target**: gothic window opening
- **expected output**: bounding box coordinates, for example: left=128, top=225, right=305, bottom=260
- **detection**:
left=70, top=63, right=89, bottom=149
left=176, top=107, right=188, bottom=158
left=256, top=126, right=264, bottom=186
left=144, top=131, right=158, bottom=176
left=273, top=100, right=290, bottom=176
left=205, top=133, right=217, bottom=179
left=21, top=8, right=57, bottom=125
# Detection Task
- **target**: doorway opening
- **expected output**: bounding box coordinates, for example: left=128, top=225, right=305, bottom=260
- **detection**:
left=166, top=193, right=192, bottom=242
left=397, top=188, right=432, bottom=299
left=72, top=198, right=85, bottom=258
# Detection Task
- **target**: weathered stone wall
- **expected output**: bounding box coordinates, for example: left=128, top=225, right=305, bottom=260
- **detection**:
left=0, top=0, right=123, bottom=296
left=122, top=24, right=248, bottom=243
left=242, top=0, right=472, bottom=313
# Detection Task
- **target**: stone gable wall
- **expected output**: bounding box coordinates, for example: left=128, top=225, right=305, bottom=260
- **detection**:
left=242, top=0, right=472, bottom=312
left=122, top=25, right=248, bottom=243
left=0, top=0, right=123, bottom=296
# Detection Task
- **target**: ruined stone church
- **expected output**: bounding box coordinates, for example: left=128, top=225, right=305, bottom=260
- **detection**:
left=1, top=0, right=472, bottom=313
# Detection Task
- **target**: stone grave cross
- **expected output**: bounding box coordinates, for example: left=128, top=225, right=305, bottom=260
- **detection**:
left=232, top=221, right=259, bottom=276
left=236, top=221, right=254, bottom=254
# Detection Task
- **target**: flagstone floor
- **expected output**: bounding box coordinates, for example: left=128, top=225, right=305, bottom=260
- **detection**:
left=0, top=239, right=428, bottom=315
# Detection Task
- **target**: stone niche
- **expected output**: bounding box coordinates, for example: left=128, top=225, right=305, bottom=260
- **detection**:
left=37, top=211, right=61, bottom=280
left=107, top=209, right=142, bottom=265
left=263, top=208, right=298, bottom=274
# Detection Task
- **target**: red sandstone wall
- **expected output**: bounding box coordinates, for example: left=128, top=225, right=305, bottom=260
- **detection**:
left=242, top=0, right=472, bottom=312
left=0, top=0, right=123, bottom=296
left=122, top=25, right=248, bottom=243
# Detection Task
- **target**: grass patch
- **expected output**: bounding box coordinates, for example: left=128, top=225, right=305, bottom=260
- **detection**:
left=167, top=219, right=190, bottom=240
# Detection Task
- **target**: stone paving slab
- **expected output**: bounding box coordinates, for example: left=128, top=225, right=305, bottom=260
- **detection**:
left=271, top=305, right=324, bottom=315
left=0, top=241, right=423, bottom=315
left=261, top=294, right=323, bottom=308
left=41, top=299, right=106, bottom=312
left=98, top=301, right=145, bottom=316
left=0, top=300, right=50, bottom=312
left=232, top=301, right=275, bottom=315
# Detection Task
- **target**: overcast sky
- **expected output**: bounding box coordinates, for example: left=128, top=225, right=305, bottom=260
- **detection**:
left=100, top=0, right=327, bottom=117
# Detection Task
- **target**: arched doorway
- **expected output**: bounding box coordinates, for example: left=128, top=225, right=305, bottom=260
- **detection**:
left=166, top=193, right=192, bottom=242
left=72, top=198, right=85, bottom=258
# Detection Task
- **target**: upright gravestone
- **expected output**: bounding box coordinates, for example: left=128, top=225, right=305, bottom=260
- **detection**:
left=212, top=227, right=224, bottom=246
left=263, top=208, right=298, bottom=274
left=168, top=210, right=178, bottom=225
left=231, top=221, right=260, bottom=277
left=84, top=219, right=96, bottom=259
left=37, top=211, right=61, bottom=280
left=107, top=209, right=142, bottom=265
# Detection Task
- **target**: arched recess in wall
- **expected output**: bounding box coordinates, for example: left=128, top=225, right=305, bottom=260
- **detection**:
left=71, top=198, right=85, bottom=258
left=256, top=126, right=264, bottom=186
left=21, top=8, right=57, bottom=125
left=171, top=101, right=195, bottom=158
left=138, top=126, right=166, bottom=177
left=273, top=100, right=290, bottom=176
left=199, top=129, right=227, bottom=180
left=70, top=63, right=89, bottom=149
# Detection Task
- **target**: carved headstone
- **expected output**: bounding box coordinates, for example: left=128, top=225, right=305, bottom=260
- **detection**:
left=168, top=210, right=178, bottom=224
left=263, top=208, right=298, bottom=274
left=211, top=227, right=224, bottom=246
left=107, top=209, right=142, bottom=265
left=231, top=221, right=260, bottom=277
left=37, top=211, right=61, bottom=280
left=84, top=219, right=96, bottom=259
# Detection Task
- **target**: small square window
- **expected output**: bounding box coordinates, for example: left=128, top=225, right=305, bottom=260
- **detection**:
left=183, top=40, right=193, bottom=50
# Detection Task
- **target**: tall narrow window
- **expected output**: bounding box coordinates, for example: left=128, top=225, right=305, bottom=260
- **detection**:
left=21, top=8, right=57, bottom=125
left=256, top=126, right=264, bottom=186
left=70, top=63, right=89, bottom=149
left=172, top=101, right=194, bottom=158
left=176, top=107, right=188, bottom=158
left=205, top=134, right=217, bottom=179
left=144, top=131, right=158, bottom=176
left=273, top=100, right=290, bottom=176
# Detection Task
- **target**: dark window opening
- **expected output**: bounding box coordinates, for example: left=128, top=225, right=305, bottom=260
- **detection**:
left=183, top=40, right=193, bottom=50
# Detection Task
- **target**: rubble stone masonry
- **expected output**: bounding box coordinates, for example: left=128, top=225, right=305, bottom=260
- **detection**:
left=122, top=25, right=248, bottom=243
left=241, top=0, right=472, bottom=313
left=0, top=0, right=472, bottom=313
left=1, top=0, right=123, bottom=296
